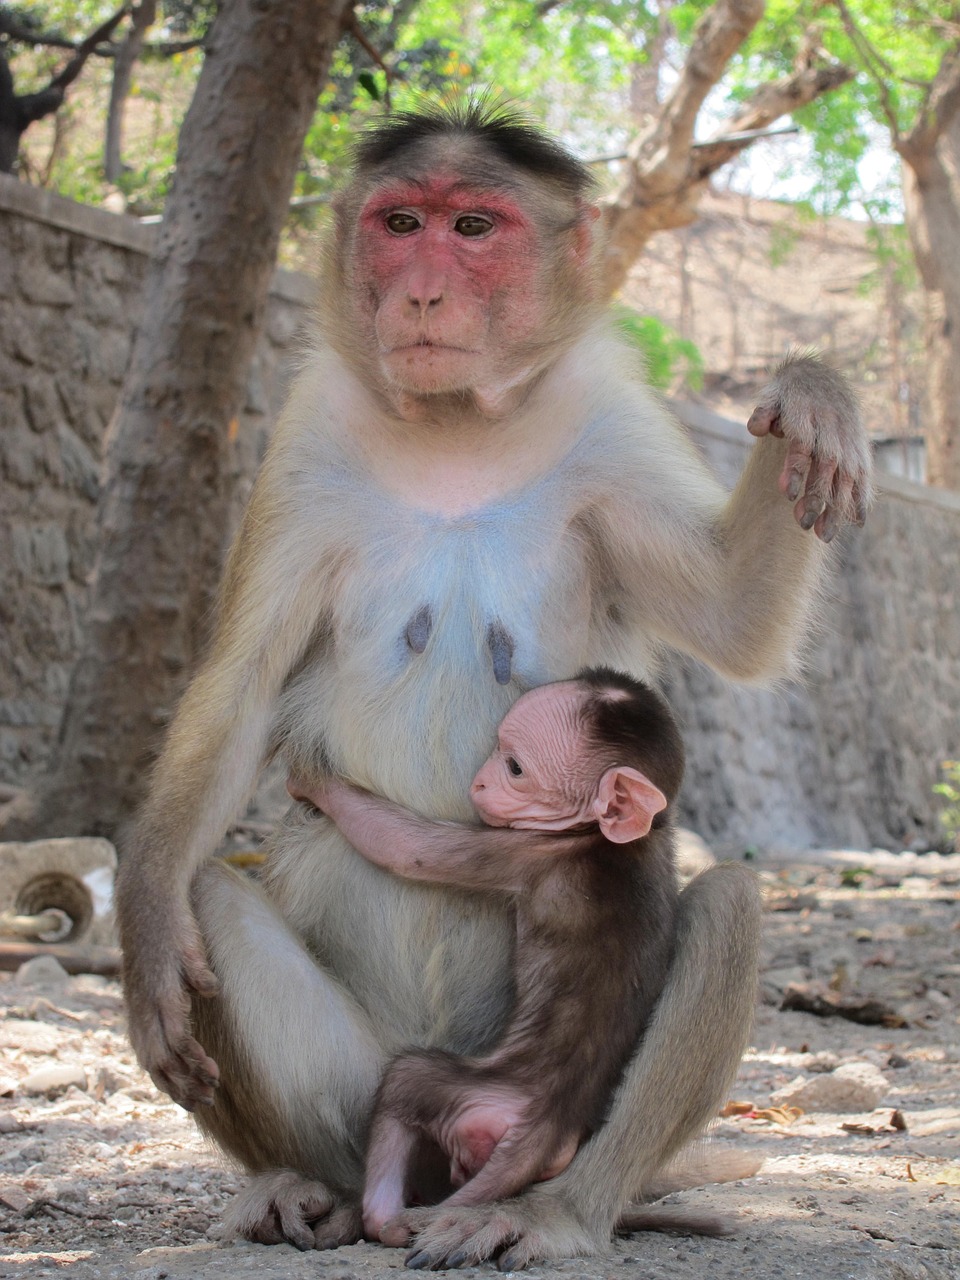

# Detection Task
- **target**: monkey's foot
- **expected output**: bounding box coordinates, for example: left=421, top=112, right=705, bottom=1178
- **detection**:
left=222, top=1170, right=361, bottom=1251
left=381, top=1191, right=602, bottom=1271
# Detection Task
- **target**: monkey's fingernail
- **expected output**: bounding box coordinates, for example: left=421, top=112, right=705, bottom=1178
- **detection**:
left=799, top=509, right=818, bottom=530
left=406, top=1251, right=432, bottom=1270
left=786, top=475, right=802, bottom=501
left=447, top=1251, right=469, bottom=1268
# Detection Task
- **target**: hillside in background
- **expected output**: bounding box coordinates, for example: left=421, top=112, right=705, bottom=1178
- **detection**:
left=624, top=191, right=924, bottom=458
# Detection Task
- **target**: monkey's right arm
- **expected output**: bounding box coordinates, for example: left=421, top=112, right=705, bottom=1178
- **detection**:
left=304, top=777, right=559, bottom=895
left=117, top=441, right=342, bottom=1110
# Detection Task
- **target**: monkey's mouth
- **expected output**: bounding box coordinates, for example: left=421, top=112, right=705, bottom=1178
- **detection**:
left=391, top=341, right=475, bottom=354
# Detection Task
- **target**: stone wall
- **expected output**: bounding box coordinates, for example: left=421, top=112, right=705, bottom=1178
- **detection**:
left=0, top=175, right=315, bottom=781
left=2, top=177, right=958, bottom=853
left=668, top=405, right=960, bottom=854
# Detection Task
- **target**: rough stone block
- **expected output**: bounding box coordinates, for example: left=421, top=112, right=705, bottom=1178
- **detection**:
left=15, top=954, right=69, bottom=988
left=12, top=523, right=70, bottom=585
left=56, top=423, right=100, bottom=500
left=21, top=1062, right=87, bottom=1096
left=17, top=259, right=75, bottom=307
left=770, top=1061, right=889, bottom=1113
left=24, top=374, right=61, bottom=434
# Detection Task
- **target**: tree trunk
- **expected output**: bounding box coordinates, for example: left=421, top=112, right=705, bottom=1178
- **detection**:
left=901, top=115, right=960, bottom=490
left=104, top=0, right=157, bottom=187
left=8, top=0, right=351, bottom=840
left=594, top=0, right=853, bottom=300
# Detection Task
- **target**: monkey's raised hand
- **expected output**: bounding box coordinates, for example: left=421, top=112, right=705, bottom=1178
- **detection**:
left=119, top=893, right=221, bottom=1110
left=747, top=353, right=872, bottom=544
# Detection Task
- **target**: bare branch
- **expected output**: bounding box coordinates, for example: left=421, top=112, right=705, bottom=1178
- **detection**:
left=691, top=63, right=855, bottom=179
left=48, top=6, right=129, bottom=94
left=0, top=15, right=76, bottom=50
left=601, top=7, right=855, bottom=298
left=0, top=14, right=201, bottom=61
left=637, top=0, right=764, bottom=187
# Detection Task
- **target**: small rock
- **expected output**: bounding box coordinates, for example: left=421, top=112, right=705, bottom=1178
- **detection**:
left=0, top=1185, right=31, bottom=1213
left=804, top=1051, right=840, bottom=1074
left=763, top=966, right=810, bottom=993
left=15, top=955, right=69, bottom=988
left=21, top=1063, right=88, bottom=1097
left=770, top=1061, right=889, bottom=1113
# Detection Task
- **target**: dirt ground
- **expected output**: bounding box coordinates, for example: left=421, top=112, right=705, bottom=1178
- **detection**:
left=1, top=846, right=958, bottom=1280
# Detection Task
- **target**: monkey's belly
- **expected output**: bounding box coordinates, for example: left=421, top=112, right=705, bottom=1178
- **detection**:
left=266, top=490, right=639, bottom=1048
left=263, top=811, right=515, bottom=1053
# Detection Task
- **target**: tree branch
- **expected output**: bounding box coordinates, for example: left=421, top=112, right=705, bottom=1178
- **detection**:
left=632, top=0, right=764, bottom=194
left=901, top=44, right=960, bottom=162
left=830, top=0, right=902, bottom=142
left=48, top=6, right=129, bottom=94
left=600, top=6, right=855, bottom=298
left=0, top=13, right=200, bottom=61
left=105, top=0, right=155, bottom=185
left=691, top=62, right=855, bottom=178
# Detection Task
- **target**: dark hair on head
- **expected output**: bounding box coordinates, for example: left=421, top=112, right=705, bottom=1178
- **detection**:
left=575, top=666, right=685, bottom=816
left=353, top=98, right=595, bottom=198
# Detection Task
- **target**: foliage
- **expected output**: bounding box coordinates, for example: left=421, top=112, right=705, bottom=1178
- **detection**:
left=839, top=866, right=871, bottom=887
left=933, top=760, right=960, bottom=852
left=737, top=0, right=958, bottom=218
left=6, top=1, right=209, bottom=209
left=614, top=308, right=705, bottom=392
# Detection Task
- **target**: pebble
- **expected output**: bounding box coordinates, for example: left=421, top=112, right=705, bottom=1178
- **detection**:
left=21, top=1063, right=88, bottom=1096
left=770, top=1061, right=889, bottom=1113
left=15, top=955, right=70, bottom=988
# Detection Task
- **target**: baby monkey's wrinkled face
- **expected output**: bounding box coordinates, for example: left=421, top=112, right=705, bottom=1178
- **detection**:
left=470, top=682, right=596, bottom=831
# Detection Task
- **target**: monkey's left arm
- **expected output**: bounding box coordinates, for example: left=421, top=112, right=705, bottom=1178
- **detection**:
left=603, top=353, right=872, bottom=681
left=302, top=777, right=559, bottom=894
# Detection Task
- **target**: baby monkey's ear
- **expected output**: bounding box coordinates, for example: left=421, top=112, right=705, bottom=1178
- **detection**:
left=594, top=767, right=667, bottom=844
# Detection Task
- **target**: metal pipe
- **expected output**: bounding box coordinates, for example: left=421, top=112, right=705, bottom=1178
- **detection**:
left=0, top=908, right=72, bottom=942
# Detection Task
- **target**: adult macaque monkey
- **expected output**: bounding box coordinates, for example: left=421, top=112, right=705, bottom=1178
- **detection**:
left=117, top=101, right=872, bottom=1267
left=294, top=668, right=684, bottom=1247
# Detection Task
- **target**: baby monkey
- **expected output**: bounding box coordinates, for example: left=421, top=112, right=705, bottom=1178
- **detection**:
left=297, top=667, right=683, bottom=1241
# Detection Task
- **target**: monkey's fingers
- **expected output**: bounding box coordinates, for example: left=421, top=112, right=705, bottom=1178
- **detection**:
left=777, top=438, right=812, bottom=505
left=222, top=1171, right=337, bottom=1248
left=813, top=471, right=856, bottom=544
left=152, top=1031, right=220, bottom=1110
left=182, top=943, right=221, bottom=999
left=792, top=453, right=838, bottom=532
left=312, top=1201, right=364, bottom=1250
left=746, top=404, right=783, bottom=438
left=389, top=1197, right=597, bottom=1271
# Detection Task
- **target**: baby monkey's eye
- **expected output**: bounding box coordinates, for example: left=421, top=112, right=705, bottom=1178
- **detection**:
left=506, top=757, right=523, bottom=777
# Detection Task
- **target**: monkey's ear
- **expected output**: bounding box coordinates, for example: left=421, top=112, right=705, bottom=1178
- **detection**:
left=573, top=202, right=601, bottom=260
left=594, top=767, right=667, bottom=844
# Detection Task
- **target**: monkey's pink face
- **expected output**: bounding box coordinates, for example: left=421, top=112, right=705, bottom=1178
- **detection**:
left=470, top=683, right=595, bottom=831
left=353, top=175, right=548, bottom=398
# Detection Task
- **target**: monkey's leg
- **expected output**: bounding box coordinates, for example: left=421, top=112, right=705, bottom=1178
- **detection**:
left=363, top=1112, right=420, bottom=1239
left=188, top=861, right=386, bottom=1249
left=382, top=863, right=761, bottom=1270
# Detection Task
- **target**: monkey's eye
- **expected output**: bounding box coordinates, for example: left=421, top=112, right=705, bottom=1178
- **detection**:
left=454, top=215, right=493, bottom=238
left=506, top=757, right=523, bottom=778
left=385, top=212, right=421, bottom=235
